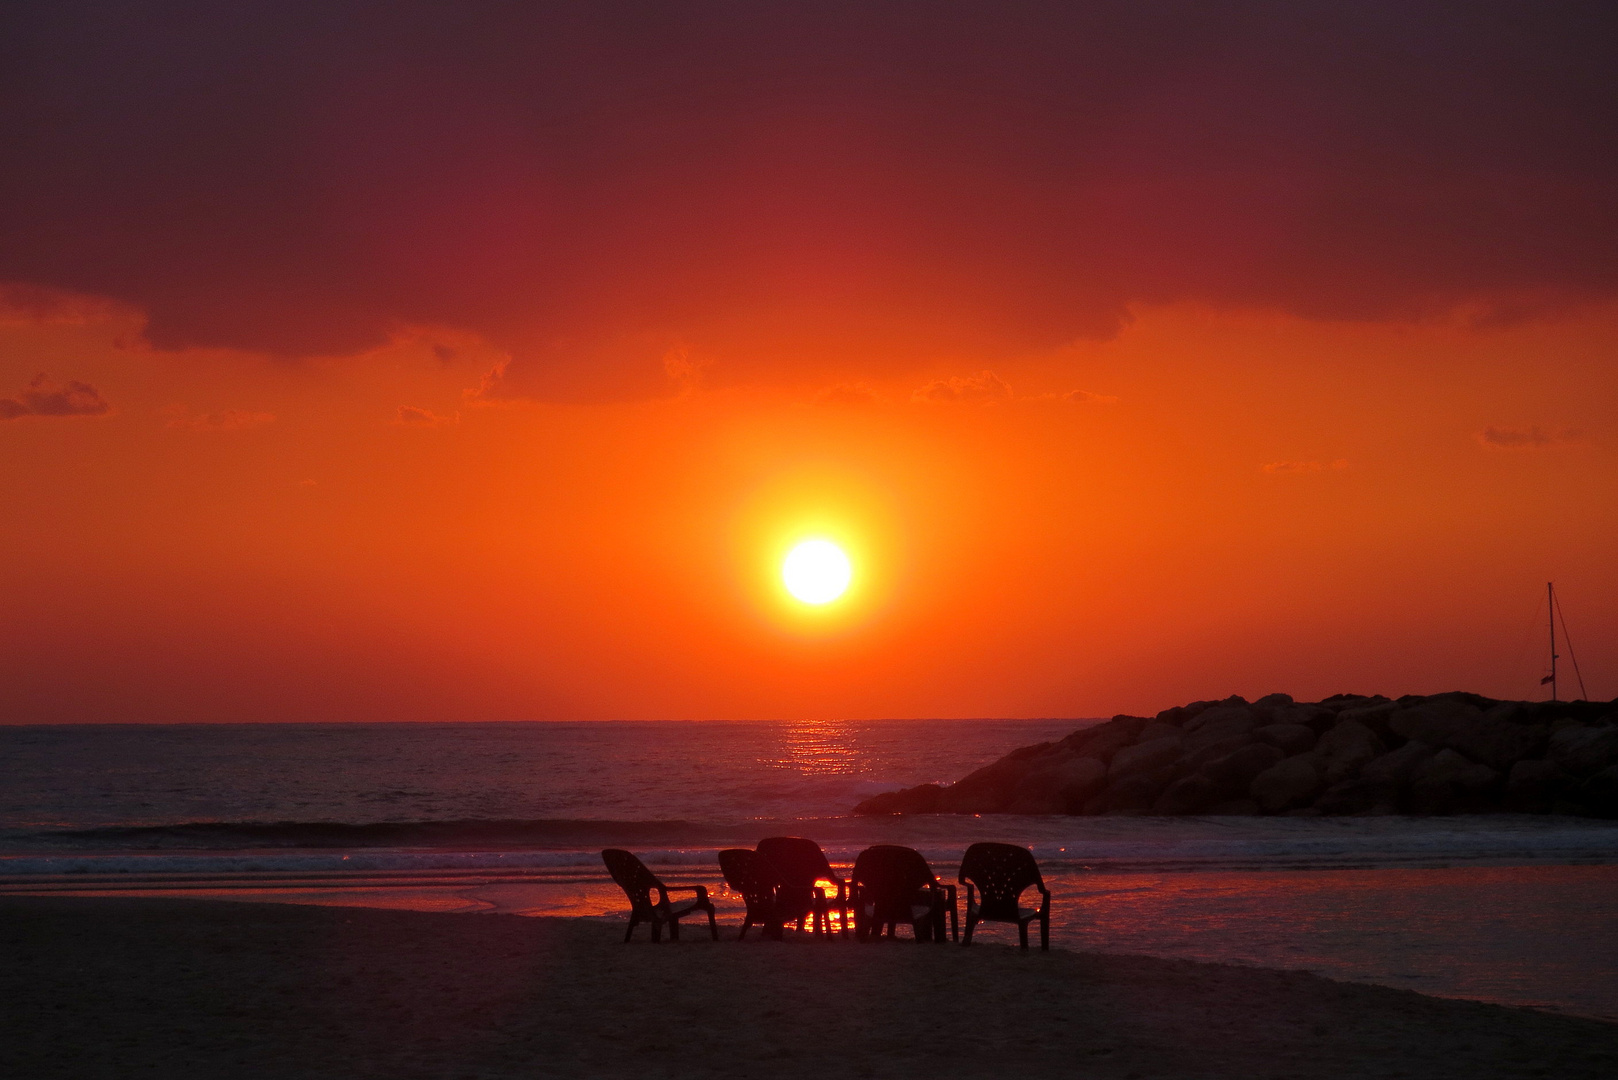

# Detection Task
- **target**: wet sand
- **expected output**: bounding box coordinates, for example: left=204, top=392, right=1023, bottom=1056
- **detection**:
left=3, top=897, right=1615, bottom=1079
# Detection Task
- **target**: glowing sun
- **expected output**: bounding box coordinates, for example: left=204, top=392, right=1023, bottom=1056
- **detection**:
left=782, top=539, right=852, bottom=605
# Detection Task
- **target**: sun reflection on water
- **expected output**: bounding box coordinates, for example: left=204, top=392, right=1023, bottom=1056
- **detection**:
left=777, top=720, right=863, bottom=775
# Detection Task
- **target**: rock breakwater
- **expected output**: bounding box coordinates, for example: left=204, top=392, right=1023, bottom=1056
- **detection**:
left=853, top=692, right=1618, bottom=817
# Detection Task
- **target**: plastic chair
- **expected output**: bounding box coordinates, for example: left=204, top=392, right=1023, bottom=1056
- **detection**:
left=601, top=848, right=718, bottom=943
left=958, top=842, right=1050, bottom=951
left=850, top=844, right=956, bottom=943
left=719, top=847, right=783, bottom=940
left=757, top=836, right=847, bottom=937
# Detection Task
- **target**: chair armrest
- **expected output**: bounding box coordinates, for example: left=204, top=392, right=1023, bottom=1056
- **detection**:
left=663, top=884, right=710, bottom=902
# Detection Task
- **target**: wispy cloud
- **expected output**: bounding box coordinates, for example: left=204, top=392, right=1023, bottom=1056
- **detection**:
left=913, top=370, right=1014, bottom=404
left=162, top=405, right=274, bottom=431
left=912, top=371, right=1119, bottom=406
left=1262, top=459, right=1348, bottom=474
left=396, top=405, right=459, bottom=427
left=0, top=374, right=111, bottom=420
left=1477, top=425, right=1583, bottom=450
left=1062, top=389, right=1120, bottom=405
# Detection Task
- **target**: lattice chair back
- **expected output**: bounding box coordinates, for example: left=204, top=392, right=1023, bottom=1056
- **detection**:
left=602, top=848, right=662, bottom=917
left=959, top=842, right=1042, bottom=922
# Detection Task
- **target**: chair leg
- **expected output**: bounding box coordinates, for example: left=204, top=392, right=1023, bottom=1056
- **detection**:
left=669, top=918, right=681, bottom=942
left=962, top=914, right=976, bottom=946
left=1018, top=919, right=1029, bottom=951
left=624, top=916, right=638, bottom=944
left=651, top=918, right=662, bottom=944
left=706, top=905, right=718, bottom=942
left=1040, top=914, right=1049, bottom=952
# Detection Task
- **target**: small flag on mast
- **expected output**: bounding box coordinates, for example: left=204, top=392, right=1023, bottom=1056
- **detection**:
left=1540, top=675, right=1555, bottom=685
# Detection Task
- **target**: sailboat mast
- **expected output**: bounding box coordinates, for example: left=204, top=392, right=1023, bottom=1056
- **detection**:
left=1548, top=581, right=1558, bottom=703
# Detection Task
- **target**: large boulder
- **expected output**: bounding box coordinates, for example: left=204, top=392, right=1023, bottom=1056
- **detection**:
left=1186, top=713, right=1260, bottom=748
left=1003, top=754, right=1108, bottom=814
left=1203, top=743, right=1286, bottom=795
left=1267, top=702, right=1338, bottom=732
left=1100, top=764, right=1179, bottom=814
left=1255, top=723, right=1317, bottom=756
left=1336, top=702, right=1400, bottom=742
left=1250, top=754, right=1324, bottom=813
left=1483, top=701, right=1530, bottom=725
left=1058, top=716, right=1149, bottom=764
left=853, top=783, right=941, bottom=815
left=1580, top=764, right=1618, bottom=818
left=1134, top=719, right=1184, bottom=743
left=933, top=741, right=1061, bottom=812
left=1548, top=724, right=1618, bottom=777
left=1314, top=720, right=1387, bottom=784
left=1154, top=772, right=1220, bottom=815
left=1108, top=735, right=1185, bottom=780
left=1153, top=701, right=1211, bottom=727
left=1506, top=758, right=1574, bottom=813
left=1315, top=779, right=1400, bottom=815
left=1446, top=718, right=1549, bottom=772
left=1183, top=702, right=1256, bottom=735
left=1319, top=693, right=1384, bottom=709
left=1360, top=740, right=1439, bottom=788
left=1408, top=749, right=1501, bottom=813
left=1389, top=699, right=1484, bottom=746
left=1183, top=732, right=1257, bottom=769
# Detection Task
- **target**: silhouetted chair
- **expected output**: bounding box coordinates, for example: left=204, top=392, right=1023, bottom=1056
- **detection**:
left=757, top=836, right=848, bottom=937
left=850, top=844, right=956, bottom=943
left=719, top=847, right=822, bottom=940
left=601, top=848, right=717, bottom=943
left=958, top=842, right=1051, bottom=951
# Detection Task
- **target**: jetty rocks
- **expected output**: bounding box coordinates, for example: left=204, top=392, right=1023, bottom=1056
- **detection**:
left=853, top=692, right=1618, bottom=818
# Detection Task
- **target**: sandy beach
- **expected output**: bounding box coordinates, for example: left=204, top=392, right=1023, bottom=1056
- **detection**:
left=4, top=897, right=1615, bottom=1079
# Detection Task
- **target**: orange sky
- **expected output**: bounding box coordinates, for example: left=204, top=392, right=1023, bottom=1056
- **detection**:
left=2, top=5, right=1615, bottom=722
left=2, top=295, right=1613, bottom=722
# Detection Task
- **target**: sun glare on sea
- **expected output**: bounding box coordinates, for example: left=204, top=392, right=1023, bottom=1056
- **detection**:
left=782, top=539, right=852, bottom=605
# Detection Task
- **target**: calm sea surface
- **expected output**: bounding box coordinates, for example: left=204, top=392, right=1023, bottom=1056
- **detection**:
left=3, top=720, right=1617, bottom=1019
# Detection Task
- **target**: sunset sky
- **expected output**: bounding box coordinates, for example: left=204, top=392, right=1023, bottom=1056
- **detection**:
left=2, top=2, right=1614, bottom=723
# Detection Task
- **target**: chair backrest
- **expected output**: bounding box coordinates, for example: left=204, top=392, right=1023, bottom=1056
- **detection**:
left=756, top=836, right=836, bottom=888
left=718, top=847, right=777, bottom=911
left=601, top=849, right=662, bottom=915
left=852, top=844, right=939, bottom=923
left=958, top=842, right=1042, bottom=919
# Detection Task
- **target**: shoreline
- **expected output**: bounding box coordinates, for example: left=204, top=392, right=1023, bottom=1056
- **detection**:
left=4, top=896, right=1617, bottom=1079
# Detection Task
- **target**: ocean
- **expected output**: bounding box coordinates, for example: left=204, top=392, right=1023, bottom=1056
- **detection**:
left=4, top=719, right=1617, bottom=1019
